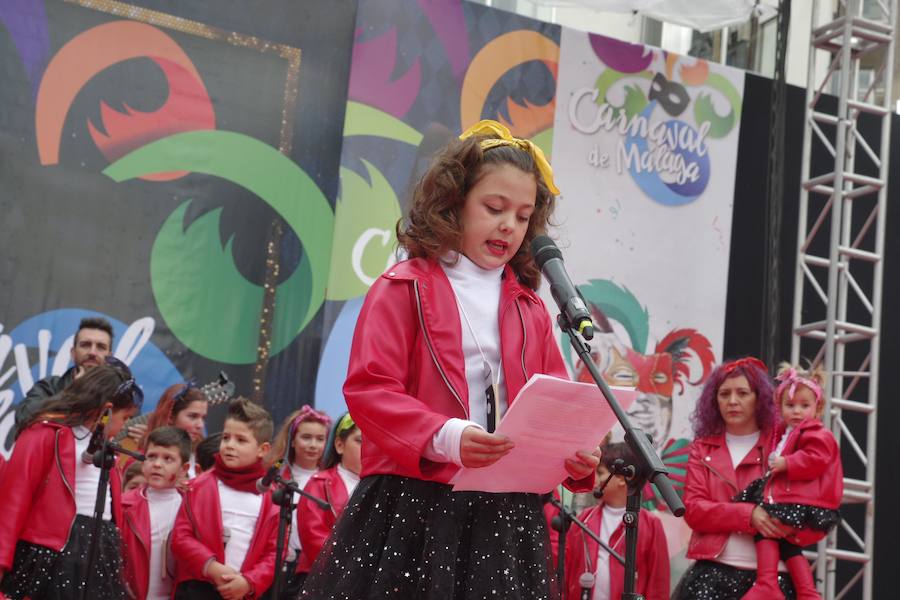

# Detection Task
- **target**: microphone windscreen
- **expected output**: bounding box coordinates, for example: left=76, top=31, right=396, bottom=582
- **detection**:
left=530, top=235, right=561, bottom=268
left=550, top=515, right=563, bottom=532
left=579, top=572, right=595, bottom=588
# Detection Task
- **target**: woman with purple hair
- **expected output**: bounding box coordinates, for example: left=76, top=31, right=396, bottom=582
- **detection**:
left=672, top=357, right=798, bottom=599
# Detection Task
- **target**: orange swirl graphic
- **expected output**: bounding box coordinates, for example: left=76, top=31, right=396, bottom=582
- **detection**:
left=36, top=20, right=214, bottom=180
left=460, top=30, right=559, bottom=138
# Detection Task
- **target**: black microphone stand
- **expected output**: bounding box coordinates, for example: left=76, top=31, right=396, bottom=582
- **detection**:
left=81, top=435, right=145, bottom=600
left=558, top=313, right=685, bottom=600
left=270, top=471, right=331, bottom=599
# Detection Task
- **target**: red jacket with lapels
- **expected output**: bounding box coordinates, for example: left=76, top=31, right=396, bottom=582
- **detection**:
left=295, top=466, right=350, bottom=573
left=563, top=501, right=670, bottom=600
left=683, top=430, right=773, bottom=560
left=121, top=486, right=183, bottom=600
left=170, top=470, right=280, bottom=597
left=0, top=420, right=124, bottom=571
left=342, top=257, right=593, bottom=491
left=762, top=418, right=843, bottom=547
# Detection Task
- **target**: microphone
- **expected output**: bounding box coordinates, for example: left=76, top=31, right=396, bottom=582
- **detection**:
left=579, top=572, right=595, bottom=600
left=81, top=411, right=109, bottom=465
left=256, top=461, right=282, bottom=493
left=530, top=236, right=594, bottom=340
left=592, top=487, right=604, bottom=499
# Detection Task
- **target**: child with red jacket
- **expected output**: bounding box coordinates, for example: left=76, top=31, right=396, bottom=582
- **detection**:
left=170, top=398, right=280, bottom=600
left=267, top=405, right=331, bottom=598
left=736, top=364, right=842, bottom=600
left=299, top=120, right=599, bottom=599
left=0, top=363, right=141, bottom=600
left=564, top=443, right=670, bottom=600
left=295, top=412, right=361, bottom=577
left=121, top=426, right=192, bottom=600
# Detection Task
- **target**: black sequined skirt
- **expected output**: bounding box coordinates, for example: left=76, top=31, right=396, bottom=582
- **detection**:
left=173, top=580, right=221, bottom=599
left=734, top=477, right=841, bottom=531
left=672, top=560, right=797, bottom=600
left=0, top=514, right=125, bottom=600
left=298, top=474, right=559, bottom=600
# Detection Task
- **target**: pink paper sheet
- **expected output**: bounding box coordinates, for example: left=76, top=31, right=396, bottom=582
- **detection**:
left=450, top=374, right=636, bottom=494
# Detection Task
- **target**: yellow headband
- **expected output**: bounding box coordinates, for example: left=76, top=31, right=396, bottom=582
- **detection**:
left=336, top=412, right=355, bottom=436
left=459, top=120, right=560, bottom=196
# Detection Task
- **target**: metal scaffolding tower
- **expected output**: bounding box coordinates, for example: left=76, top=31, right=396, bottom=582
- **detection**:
left=793, top=0, right=895, bottom=598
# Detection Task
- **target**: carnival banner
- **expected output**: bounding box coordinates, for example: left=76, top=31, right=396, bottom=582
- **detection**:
left=314, top=0, right=563, bottom=418
left=549, top=28, right=745, bottom=568
left=0, top=0, right=356, bottom=451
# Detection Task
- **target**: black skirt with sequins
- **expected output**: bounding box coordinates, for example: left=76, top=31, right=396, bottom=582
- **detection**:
left=734, top=476, right=841, bottom=532
left=0, top=514, right=125, bottom=600
left=298, top=474, right=560, bottom=600
left=672, top=560, right=797, bottom=600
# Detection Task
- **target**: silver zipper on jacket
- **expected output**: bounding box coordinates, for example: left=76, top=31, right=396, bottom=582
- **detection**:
left=413, top=280, right=466, bottom=416
left=701, top=461, right=739, bottom=493
left=126, top=511, right=149, bottom=554
left=514, top=298, right=528, bottom=381
left=55, top=429, right=75, bottom=499
left=56, top=429, right=78, bottom=550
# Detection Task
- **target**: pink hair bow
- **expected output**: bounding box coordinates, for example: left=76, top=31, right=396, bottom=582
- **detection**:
left=291, top=404, right=332, bottom=434
left=775, top=368, right=823, bottom=405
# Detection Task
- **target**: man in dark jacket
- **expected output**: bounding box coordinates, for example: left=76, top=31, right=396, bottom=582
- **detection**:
left=14, top=317, right=114, bottom=428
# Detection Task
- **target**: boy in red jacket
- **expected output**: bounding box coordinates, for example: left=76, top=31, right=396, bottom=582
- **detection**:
left=171, top=398, right=280, bottom=600
left=564, top=443, right=670, bottom=600
left=121, top=426, right=192, bottom=600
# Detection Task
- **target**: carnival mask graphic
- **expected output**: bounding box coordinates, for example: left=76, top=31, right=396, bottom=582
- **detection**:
left=570, top=280, right=715, bottom=447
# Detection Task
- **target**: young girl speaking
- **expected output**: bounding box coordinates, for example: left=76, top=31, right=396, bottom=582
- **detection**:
left=300, top=120, right=599, bottom=599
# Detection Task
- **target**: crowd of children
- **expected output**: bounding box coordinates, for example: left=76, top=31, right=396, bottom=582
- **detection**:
left=0, top=120, right=844, bottom=600
left=0, top=378, right=359, bottom=600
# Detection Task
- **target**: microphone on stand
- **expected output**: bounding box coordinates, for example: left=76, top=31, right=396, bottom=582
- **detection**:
left=530, top=236, right=594, bottom=340
left=81, top=410, right=110, bottom=465
left=592, top=487, right=604, bottom=500
left=256, top=461, right=282, bottom=493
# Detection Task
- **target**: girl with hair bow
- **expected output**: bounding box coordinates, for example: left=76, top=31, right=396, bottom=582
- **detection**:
left=267, top=405, right=332, bottom=598
left=298, top=120, right=598, bottom=599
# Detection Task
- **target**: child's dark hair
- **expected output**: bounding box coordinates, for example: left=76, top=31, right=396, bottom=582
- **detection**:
left=123, top=461, right=144, bottom=488
left=599, top=442, right=637, bottom=473
left=321, top=412, right=359, bottom=470
left=195, top=432, right=222, bottom=472
left=226, top=397, right=274, bottom=444
left=397, top=135, right=555, bottom=289
left=19, top=364, right=138, bottom=436
left=147, top=426, right=192, bottom=464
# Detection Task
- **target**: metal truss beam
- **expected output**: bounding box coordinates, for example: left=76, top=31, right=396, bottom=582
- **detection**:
left=792, top=1, right=895, bottom=598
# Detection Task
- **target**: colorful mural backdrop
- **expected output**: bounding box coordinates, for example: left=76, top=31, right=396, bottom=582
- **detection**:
left=0, top=0, right=356, bottom=448
left=314, top=0, right=563, bottom=417
left=1, top=0, right=748, bottom=579
left=550, top=29, right=745, bottom=574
